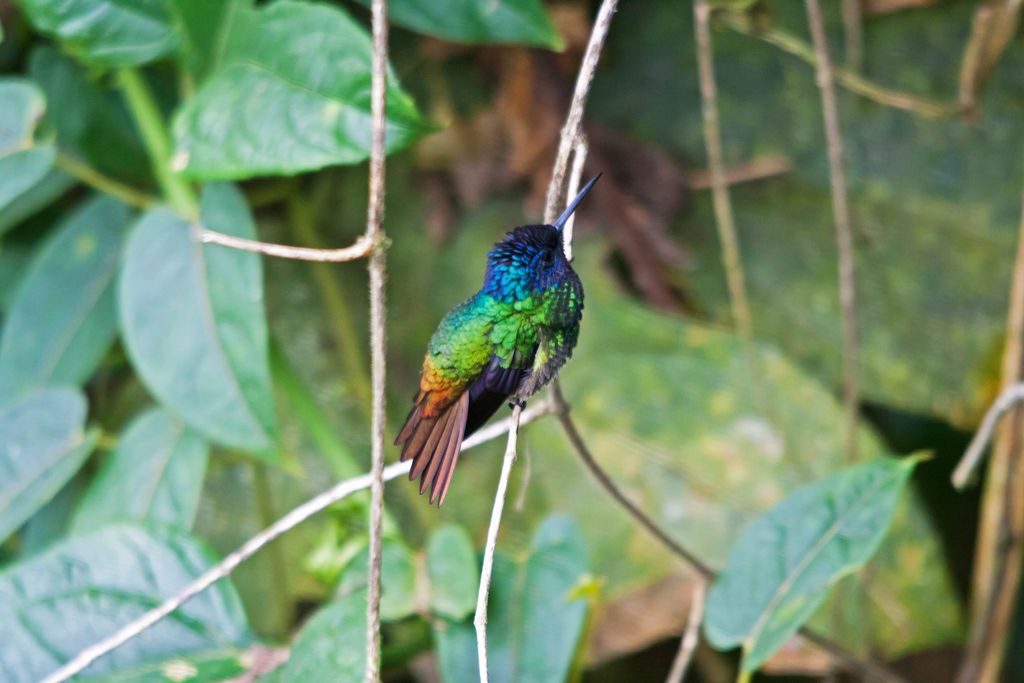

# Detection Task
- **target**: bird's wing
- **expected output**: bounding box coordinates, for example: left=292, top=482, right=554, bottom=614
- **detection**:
left=514, top=324, right=579, bottom=401
left=396, top=299, right=495, bottom=506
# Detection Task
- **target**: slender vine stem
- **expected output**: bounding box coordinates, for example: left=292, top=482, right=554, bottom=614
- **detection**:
left=115, top=68, right=197, bottom=217
left=54, top=151, right=157, bottom=209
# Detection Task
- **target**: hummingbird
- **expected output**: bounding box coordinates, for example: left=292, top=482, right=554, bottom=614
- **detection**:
left=396, top=174, right=600, bottom=507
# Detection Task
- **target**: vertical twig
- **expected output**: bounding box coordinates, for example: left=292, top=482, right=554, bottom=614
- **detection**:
left=474, top=404, right=523, bottom=682
left=561, top=137, right=589, bottom=262
left=665, top=580, right=706, bottom=683
left=693, top=0, right=754, bottom=346
left=364, top=0, right=389, bottom=679
left=956, top=189, right=1024, bottom=683
left=841, top=0, right=864, bottom=74
left=805, top=0, right=860, bottom=464
left=543, top=0, right=619, bottom=223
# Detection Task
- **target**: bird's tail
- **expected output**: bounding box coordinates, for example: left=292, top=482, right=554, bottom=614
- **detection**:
left=395, top=392, right=469, bottom=507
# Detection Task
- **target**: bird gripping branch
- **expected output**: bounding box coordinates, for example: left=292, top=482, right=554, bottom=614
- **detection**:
left=396, top=174, right=601, bottom=506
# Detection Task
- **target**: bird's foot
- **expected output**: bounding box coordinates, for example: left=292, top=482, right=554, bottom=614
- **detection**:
left=509, top=398, right=527, bottom=410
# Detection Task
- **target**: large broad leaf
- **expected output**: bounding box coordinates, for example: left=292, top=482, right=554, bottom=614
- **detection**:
left=703, top=457, right=920, bottom=670
left=281, top=588, right=367, bottom=682
left=354, top=0, right=563, bottom=49
left=0, top=524, right=251, bottom=682
left=427, top=523, right=479, bottom=620
left=0, top=388, right=95, bottom=544
left=433, top=515, right=590, bottom=683
left=172, top=0, right=431, bottom=179
left=0, top=80, right=54, bottom=217
left=72, top=407, right=209, bottom=533
left=119, top=182, right=277, bottom=453
left=15, top=0, right=176, bottom=67
left=0, top=195, right=128, bottom=398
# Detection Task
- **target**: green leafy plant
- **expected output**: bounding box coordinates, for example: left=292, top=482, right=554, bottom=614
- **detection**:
left=0, top=0, right=1002, bottom=681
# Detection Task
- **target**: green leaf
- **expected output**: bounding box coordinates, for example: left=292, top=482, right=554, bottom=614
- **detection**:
left=119, top=183, right=277, bottom=453
left=0, top=524, right=251, bottom=682
left=72, top=407, right=209, bottom=533
left=426, top=523, right=479, bottom=620
left=355, top=0, right=563, bottom=49
left=16, top=0, right=176, bottom=67
left=0, top=195, right=128, bottom=398
left=281, top=589, right=367, bottom=682
left=172, top=0, right=431, bottom=180
left=432, top=515, right=590, bottom=683
left=0, top=387, right=95, bottom=545
left=0, top=80, right=54, bottom=216
left=703, top=457, right=921, bottom=671
left=169, top=0, right=253, bottom=81
left=337, top=537, right=417, bottom=622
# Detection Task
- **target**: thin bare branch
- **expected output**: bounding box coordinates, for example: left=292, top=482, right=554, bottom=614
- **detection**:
left=720, top=10, right=964, bottom=119
left=474, top=405, right=523, bottom=683
left=37, top=407, right=550, bottom=683
left=561, top=137, right=589, bottom=262
left=199, top=230, right=374, bottom=262
left=363, top=0, right=389, bottom=678
left=841, top=0, right=863, bottom=74
left=665, top=580, right=706, bottom=683
left=543, top=0, right=619, bottom=224
left=694, top=0, right=753, bottom=344
left=953, top=382, right=1024, bottom=489
left=806, top=0, right=859, bottom=464
left=684, top=155, right=791, bottom=191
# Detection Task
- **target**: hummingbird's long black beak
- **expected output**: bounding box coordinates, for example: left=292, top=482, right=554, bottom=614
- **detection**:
left=553, top=173, right=601, bottom=231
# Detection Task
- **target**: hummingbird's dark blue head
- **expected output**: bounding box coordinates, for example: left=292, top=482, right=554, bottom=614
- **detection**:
left=483, top=224, right=566, bottom=301
left=482, top=174, right=600, bottom=302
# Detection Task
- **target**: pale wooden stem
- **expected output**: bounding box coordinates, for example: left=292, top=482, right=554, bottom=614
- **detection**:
left=474, top=405, right=523, bottom=682
left=664, top=580, right=707, bottom=683
left=200, top=230, right=374, bottom=262
left=363, top=0, right=389, bottom=678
